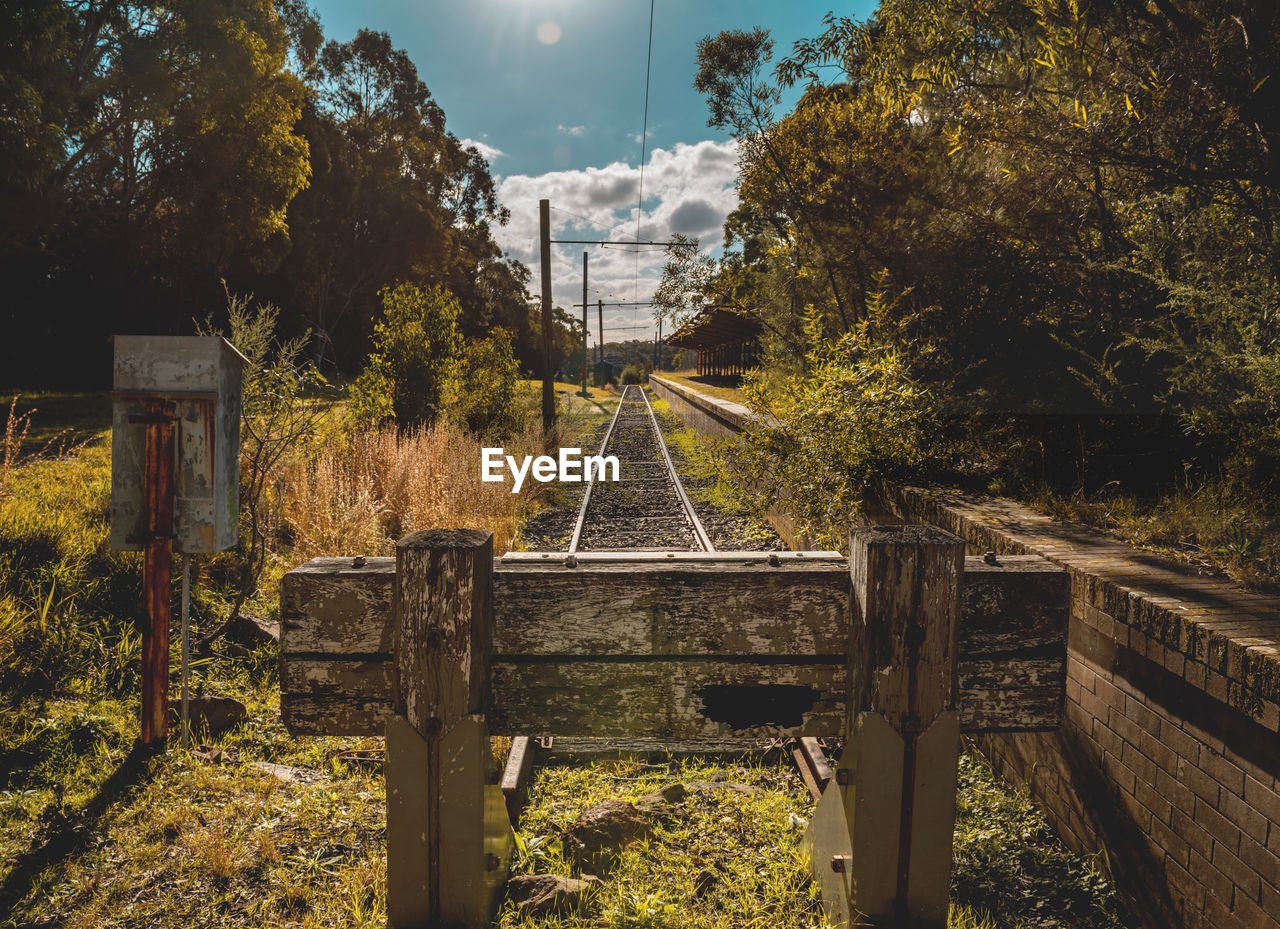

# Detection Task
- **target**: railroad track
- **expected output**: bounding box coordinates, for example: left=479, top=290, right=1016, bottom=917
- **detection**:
left=569, top=384, right=713, bottom=554
left=501, top=386, right=839, bottom=773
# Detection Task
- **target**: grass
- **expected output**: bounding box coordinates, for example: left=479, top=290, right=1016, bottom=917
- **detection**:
left=1022, top=479, right=1280, bottom=591
left=654, top=373, right=746, bottom=405
left=0, top=391, right=111, bottom=456
left=493, top=750, right=1131, bottom=929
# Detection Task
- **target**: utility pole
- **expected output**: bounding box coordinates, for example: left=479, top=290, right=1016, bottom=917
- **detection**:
left=539, top=199, right=554, bottom=433
left=655, top=319, right=662, bottom=372
left=597, top=300, right=604, bottom=365
left=581, top=251, right=588, bottom=396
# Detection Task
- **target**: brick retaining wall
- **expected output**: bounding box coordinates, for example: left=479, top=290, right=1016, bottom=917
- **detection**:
left=652, top=374, right=1280, bottom=929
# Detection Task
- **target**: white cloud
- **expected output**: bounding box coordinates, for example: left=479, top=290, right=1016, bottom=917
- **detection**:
left=460, top=138, right=503, bottom=163
left=492, top=139, right=740, bottom=346
left=557, top=124, right=587, bottom=137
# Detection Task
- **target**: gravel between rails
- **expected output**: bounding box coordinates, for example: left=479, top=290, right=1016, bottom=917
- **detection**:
left=517, top=386, right=783, bottom=553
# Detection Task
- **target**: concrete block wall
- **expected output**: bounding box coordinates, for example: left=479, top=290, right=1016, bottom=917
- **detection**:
left=650, top=374, right=1280, bottom=929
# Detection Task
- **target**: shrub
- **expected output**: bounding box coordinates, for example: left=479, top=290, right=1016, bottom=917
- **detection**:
left=446, top=328, right=521, bottom=437
left=732, top=309, right=934, bottom=549
left=349, top=283, right=463, bottom=429
left=620, top=364, right=648, bottom=385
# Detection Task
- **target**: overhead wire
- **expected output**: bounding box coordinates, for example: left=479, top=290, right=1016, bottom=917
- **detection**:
left=633, top=0, right=655, bottom=333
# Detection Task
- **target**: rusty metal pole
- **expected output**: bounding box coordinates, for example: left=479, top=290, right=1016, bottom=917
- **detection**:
left=597, top=300, right=604, bottom=367
left=138, top=398, right=176, bottom=745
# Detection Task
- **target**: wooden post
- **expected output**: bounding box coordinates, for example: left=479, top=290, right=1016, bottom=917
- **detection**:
left=138, top=397, right=176, bottom=745
left=807, top=525, right=964, bottom=928
left=597, top=299, right=604, bottom=366
left=539, top=199, right=555, bottom=434
left=387, top=529, right=508, bottom=929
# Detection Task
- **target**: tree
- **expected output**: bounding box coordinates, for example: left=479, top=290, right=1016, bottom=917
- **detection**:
left=349, top=283, right=463, bottom=429
left=265, top=28, right=524, bottom=373
left=0, top=0, right=311, bottom=384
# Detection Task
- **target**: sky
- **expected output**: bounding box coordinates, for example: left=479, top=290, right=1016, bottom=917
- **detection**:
left=308, top=0, right=878, bottom=348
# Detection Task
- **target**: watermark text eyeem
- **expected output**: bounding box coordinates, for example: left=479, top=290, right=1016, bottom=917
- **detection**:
left=481, top=448, right=620, bottom=493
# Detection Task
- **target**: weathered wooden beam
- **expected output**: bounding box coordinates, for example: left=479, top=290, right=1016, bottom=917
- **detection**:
left=809, top=525, right=964, bottom=929
left=490, top=658, right=846, bottom=738
left=386, top=530, right=505, bottom=929
left=500, top=737, right=536, bottom=823
left=280, top=554, right=1068, bottom=737
left=494, top=560, right=850, bottom=656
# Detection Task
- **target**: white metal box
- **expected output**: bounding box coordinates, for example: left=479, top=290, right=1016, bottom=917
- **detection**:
left=111, top=336, right=246, bottom=553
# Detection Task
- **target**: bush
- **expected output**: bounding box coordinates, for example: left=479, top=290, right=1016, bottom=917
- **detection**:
left=620, top=364, right=648, bottom=385
left=349, top=283, right=463, bottom=429
left=446, top=328, right=521, bottom=437
left=732, top=309, right=934, bottom=549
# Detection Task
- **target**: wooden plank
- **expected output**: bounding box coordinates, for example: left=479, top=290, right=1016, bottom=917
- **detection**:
left=281, top=558, right=1065, bottom=661
left=280, top=658, right=1066, bottom=736
left=500, top=737, right=535, bottom=823
left=489, top=659, right=847, bottom=738
left=279, top=553, right=1068, bottom=737
left=281, top=694, right=393, bottom=736
left=961, top=556, right=1070, bottom=654
left=395, top=529, right=492, bottom=735
left=281, top=557, right=394, bottom=654
left=958, top=688, right=1065, bottom=732
left=492, top=561, right=850, bottom=657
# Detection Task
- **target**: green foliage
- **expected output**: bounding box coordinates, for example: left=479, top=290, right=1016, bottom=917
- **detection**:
left=736, top=308, right=934, bottom=549
left=0, top=443, right=143, bottom=705
left=446, top=328, right=521, bottom=437
left=678, top=1, right=1280, bottom=557
left=1, top=7, right=548, bottom=387
left=620, top=364, right=649, bottom=385
left=199, top=286, right=329, bottom=626
left=952, top=753, right=1131, bottom=928
left=350, top=283, right=463, bottom=429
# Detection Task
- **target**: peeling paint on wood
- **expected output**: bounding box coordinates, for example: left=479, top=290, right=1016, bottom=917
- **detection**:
left=279, top=549, right=1069, bottom=738
left=489, top=659, right=847, bottom=738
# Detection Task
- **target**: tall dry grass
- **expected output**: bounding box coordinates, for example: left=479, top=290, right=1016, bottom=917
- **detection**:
left=282, top=416, right=549, bottom=559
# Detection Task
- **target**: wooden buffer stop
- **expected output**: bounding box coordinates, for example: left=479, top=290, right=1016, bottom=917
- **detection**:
left=280, top=526, right=1069, bottom=928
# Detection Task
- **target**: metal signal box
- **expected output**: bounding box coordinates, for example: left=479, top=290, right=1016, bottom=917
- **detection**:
left=111, top=335, right=247, bottom=553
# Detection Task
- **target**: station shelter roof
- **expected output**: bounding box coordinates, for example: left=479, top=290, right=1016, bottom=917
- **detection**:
left=663, top=306, right=762, bottom=350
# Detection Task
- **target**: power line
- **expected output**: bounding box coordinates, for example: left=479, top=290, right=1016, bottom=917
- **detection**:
left=550, top=205, right=634, bottom=236
left=633, top=0, right=655, bottom=315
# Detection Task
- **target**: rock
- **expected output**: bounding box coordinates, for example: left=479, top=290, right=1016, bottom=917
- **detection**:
left=250, top=762, right=324, bottom=784
left=563, top=799, right=652, bottom=874
left=224, top=613, right=279, bottom=648
left=636, top=781, right=688, bottom=811
left=507, top=874, right=600, bottom=916
left=167, top=696, right=246, bottom=734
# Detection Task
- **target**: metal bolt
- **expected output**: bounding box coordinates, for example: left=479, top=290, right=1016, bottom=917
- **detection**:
left=836, top=769, right=850, bottom=786
left=830, top=855, right=848, bottom=873
left=564, top=554, right=577, bottom=568
left=983, top=550, right=999, bottom=565
left=352, top=555, right=367, bottom=568
left=486, top=853, right=502, bottom=871
left=768, top=553, right=780, bottom=567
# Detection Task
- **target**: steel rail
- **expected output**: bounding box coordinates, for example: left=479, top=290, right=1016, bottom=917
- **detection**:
left=638, top=384, right=715, bottom=552
left=566, top=384, right=630, bottom=554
